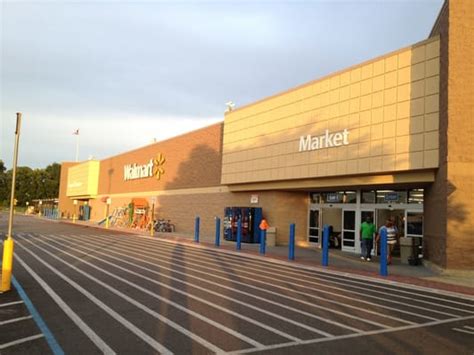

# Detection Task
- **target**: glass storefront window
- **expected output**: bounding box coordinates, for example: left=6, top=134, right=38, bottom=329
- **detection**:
left=409, top=189, right=424, bottom=204
left=310, top=193, right=321, bottom=204
left=362, top=190, right=376, bottom=203
left=407, top=212, right=423, bottom=236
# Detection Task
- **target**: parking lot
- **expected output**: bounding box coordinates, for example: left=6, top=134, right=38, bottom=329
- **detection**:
left=1, top=216, right=474, bottom=354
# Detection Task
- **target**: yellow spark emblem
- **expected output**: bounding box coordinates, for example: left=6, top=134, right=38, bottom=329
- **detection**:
left=152, top=153, right=166, bottom=180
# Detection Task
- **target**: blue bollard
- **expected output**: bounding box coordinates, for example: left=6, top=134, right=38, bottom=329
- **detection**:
left=215, top=217, right=221, bottom=247
left=236, top=219, right=242, bottom=250
left=322, top=225, right=329, bottom=266
left=259, top=229, right=266, bottom=255
left=289, top=223, right=295, bottom=260
left=194, top=216, right=200, bottom=243
left=380, top=227, right=388, bottom=276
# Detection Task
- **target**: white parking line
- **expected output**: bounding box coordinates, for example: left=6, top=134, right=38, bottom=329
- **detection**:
left=0, top=334, right=44, bottom=350
left=17, top=238, right=257, bottom=353
left=14, top=254, right=117, bottom=355
left=67, top=234, right=420, bottom=327
left=37, top=233, right=334, bottom=338
left=452, top=327, right=474, bottom=335
left=28, top=235, right=275, bottom=348
left=126, top=240, right=451, bottom=320
left=0, top=301, right=24, bottom=308
left=0, top=315, right=33, bottom=325
left=48, top=233, right=380, bottom=332
left=120, top=234, right=474, bottom=315
left=40, top=232, right=364, bottom=333
left=229, top=315, right=474, bottom=354
left=126, top=231, right=474, bottom=305
left=16, top=244, right=174, bottom=355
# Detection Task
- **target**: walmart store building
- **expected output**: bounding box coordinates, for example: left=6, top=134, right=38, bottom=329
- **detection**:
left=58, top=0, right=473, bottom=270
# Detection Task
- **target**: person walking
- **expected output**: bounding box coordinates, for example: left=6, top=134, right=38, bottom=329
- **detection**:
left=377, top=218, right=398, bottom=264
left=360, top=217, right=376, bottom=261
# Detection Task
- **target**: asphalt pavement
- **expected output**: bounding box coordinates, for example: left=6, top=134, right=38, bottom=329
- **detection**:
left=1, top=215, right=473, bottom=354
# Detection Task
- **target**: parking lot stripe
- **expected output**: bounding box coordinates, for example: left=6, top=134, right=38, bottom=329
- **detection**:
left=133, top=244, right=444, bottom=321
left=17, top=237, right=258, bottom=353
left=187, top=250, right=473, bottom=315
left=0, top=301, right=24, bottom=308
left=134, top=233, right=474, bottom=306
left=0, top=315, right=33, bottom=325
left=41, top=233, right=334, bottom=338
left=28, top=236, right=271, bottom=348
left=0, top=334, right=45, bottom=350
left=12, top=274, right=64, bottom=355
left=14, top=254, right=116, bottom=355
left=56, top=232, right=362, bottom=333
left=230, top=315, right=474, bottom=354
left=129, top=235, right=474, bottom=315
left=79, top=235, right=419, bottom=327
left=16, top=244, right=174, bottom=355
left=452, top=327, right=474, bottom=335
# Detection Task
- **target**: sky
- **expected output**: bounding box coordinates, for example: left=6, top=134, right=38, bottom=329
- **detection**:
left=0, top=0, right=444, bottom=169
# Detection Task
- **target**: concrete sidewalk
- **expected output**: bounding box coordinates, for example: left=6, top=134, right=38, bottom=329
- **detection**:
left=55, top=216, right=474, bottom=296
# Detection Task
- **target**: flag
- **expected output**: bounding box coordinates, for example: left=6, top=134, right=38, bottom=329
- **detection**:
left=73, top=129, right=79, bottom=135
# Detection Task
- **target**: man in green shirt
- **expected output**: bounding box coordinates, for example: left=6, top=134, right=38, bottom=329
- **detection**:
left=360, top=217, right=376, bottom=261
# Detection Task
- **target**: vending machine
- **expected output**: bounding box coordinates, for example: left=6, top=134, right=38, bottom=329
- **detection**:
left=223, top=207, right=263, bottom=243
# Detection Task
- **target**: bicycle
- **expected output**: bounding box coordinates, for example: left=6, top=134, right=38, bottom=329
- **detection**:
left=154, top=219, right=175, bottom=233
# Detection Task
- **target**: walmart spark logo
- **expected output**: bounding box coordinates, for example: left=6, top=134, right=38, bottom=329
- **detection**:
left=124, top=153, right=166, bottom=181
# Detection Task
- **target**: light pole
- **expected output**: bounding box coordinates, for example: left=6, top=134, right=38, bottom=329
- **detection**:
left=1, top=113, right=22, bottom=293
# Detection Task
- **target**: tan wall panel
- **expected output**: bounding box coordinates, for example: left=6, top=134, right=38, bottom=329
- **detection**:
left=222, top=37, right=440, bottom=186
left=58, top=162, right=78, bottom=218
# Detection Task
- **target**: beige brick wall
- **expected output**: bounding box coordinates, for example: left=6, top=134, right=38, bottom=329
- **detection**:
left=222, top=38, right=440, bottom=185
left=445, top=0, right=474, bottom=269
left=155, top=190, right=308, bottom=245
left=425, top=0, right=474, bottom=270
left=424, top=1, right=449, bottom=267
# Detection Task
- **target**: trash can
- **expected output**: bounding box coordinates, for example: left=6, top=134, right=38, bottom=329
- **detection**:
left=408, top=237, right=423, bottom=265
left=266, top=227, right=276, bottom=247
left=399, top=237, right=414, bottom=264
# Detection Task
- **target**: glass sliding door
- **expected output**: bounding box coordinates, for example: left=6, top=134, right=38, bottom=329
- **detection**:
left=342, top=209, right=356, bottom=251
left=361, top=209, right=376, bottom=255
left=308, top=208, right=321, bottom=244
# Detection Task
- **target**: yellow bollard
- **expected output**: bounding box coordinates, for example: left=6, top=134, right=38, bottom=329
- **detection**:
left=73, top=214, right=76, bottom=223
left=105, top=216, right=109, bottom=229
left=1, top=237, right=14, bottom=292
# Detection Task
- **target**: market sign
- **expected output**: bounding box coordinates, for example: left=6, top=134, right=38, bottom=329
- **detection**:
left=124, top=153, right=166, bottom=181
left=299, top=129, right=350, bottom=152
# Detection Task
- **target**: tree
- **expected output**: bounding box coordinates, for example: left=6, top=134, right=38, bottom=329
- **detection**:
left=0, top=161, right=61, bottom=206
left=0, top=160, right=8, bottom=204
